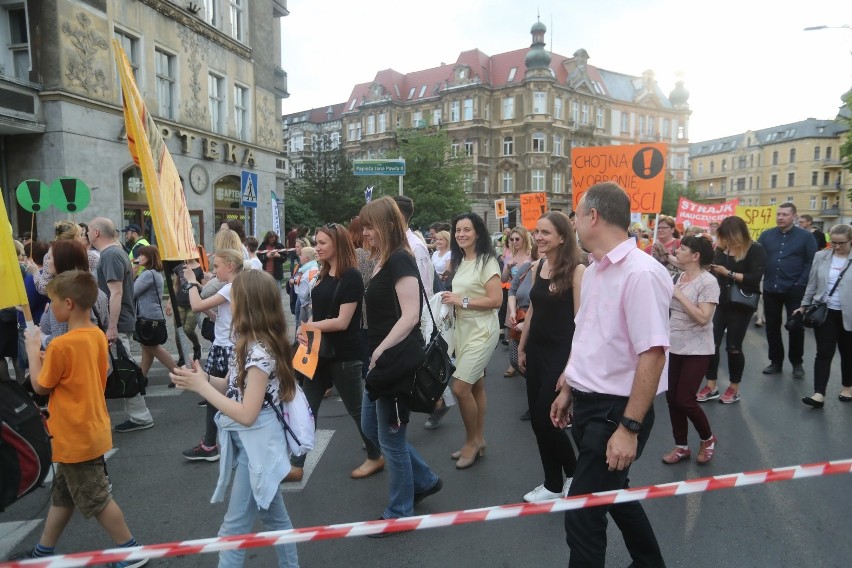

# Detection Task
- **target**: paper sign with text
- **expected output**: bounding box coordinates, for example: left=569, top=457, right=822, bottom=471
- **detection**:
left=494, top=198, right=507, bottom=219
left=676, top=197, right=739, bottom=228
left=292, top=324, right=321, bottom=380
left=519, top=193, right=548, bottom=230
left=735, top=205, right=775, bottom=240
left=571, top=143, right=667, bottom=214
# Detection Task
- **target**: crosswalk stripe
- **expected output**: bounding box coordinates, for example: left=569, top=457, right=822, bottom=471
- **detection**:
left=0, top=520, right=43, bottom=559
left=281, top=429, right=334, bottom=493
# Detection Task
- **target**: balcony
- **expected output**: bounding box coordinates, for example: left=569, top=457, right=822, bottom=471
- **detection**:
left=274, top=67, right=289, bottom=99
left=272, top=0, right=289, bottom=17
left=820, top=160, right=843, bottom=170
left=0, top=75, right=45, bottom=134
left=820, top=207, right=841, bottom=217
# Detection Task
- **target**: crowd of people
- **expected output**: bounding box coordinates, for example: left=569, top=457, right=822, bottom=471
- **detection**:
left=3, top=185, right=851, bottom=567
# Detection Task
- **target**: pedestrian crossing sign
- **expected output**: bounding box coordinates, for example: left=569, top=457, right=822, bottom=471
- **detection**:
left=241, top=170, right=258, bottom=208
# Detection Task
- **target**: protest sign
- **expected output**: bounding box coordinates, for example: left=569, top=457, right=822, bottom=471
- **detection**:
left=735, top=205, right=774, bottom=240
left=676, top=197, right=739, bottom=228
left=572, top=143, right=667, bottom=213
left=519, top=193, right=548, bottom=230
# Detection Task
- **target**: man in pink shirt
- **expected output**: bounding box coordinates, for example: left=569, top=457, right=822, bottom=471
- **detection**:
left=551, top=182, right=671, bottom=568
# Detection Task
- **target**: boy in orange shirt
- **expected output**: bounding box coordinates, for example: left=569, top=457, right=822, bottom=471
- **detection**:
left=18, top=270, right=147, bottom=567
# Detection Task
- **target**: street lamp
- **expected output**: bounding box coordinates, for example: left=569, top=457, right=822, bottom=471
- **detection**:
left=803, top=24, right=851, bottom=31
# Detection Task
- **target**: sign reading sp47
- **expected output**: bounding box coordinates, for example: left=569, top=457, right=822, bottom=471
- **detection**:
left=352, top=159, right=406, bottom=176
left=571, top=143, right=667, bottom=214
left=241, top=170, right=258, bottom=208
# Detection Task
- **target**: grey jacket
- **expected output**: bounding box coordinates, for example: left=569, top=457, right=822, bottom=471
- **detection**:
left=802, top=249, right=852, bottom=331
left=133, top=269, right=165, bottom=320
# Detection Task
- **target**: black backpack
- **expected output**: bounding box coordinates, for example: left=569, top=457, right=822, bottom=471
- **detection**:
left=0, top=380, right=52, bottom=511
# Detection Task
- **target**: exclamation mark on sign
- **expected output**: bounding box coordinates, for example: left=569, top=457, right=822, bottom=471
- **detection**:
left=642, top=149, right=653, bottom=176
left=60, top=178, right=78, bottom=212
left=26, top=180, right=42, bottom=212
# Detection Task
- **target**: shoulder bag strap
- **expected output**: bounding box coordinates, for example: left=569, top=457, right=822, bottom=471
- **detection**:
left=264, top=392, right=302, bottom=447
left=826, top=259, right=852, bottom=298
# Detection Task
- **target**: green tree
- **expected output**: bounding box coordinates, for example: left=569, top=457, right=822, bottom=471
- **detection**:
left=282, top=186, right=321, bottom=229
left=660, top=176, right=700, bottom=217
left=839, top=88, right=852, bottom=203
left=293, top=134, right=364, bottom=223
left=368, top=128, right=470, bottom=228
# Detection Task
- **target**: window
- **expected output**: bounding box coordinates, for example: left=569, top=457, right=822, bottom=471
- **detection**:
left=204, top=0, right=219, bottom=26
left=787, top=172, right=795, bottom=187
left=810, top=196, right=817, bottom=209
left=821, top=196, right=828, bottom=209
left=366, top=115, right=375, bottom=135
left=419, top=85, right=427, bottom=97
left=507, top=67, right=517, bottom=82
left=464, top=140, right=474, bottom=157
left=823, top=171, right=830, bottom=186
left=208, top=72, right=225, bottom=134
left=463, top=173, right=473, bottom=193
left=290, top=132, right=303, bottom=152
left=721, top=159, right=726, bottom=171
left=554, top=97, right=562, bottom=119
left=502, top=97, right=514, bottom=120
left=463, top=98, right=473, bottom=121
left=432, top=108, right=442, bottom=125
left=502, top=171, right=514, bottom=193
left=698, top=163, right=703, bottom=175
left=646, top=116, right=654, bottom=134
left=533, top=91, right=546, bottom=114
left=503, top=136, right=513, bottom=155
left=814, top=146, right=821, bottom=160
left=450, top=101, right=460, bottom=122
left=756, top=176, right=761, bottom=190
left=789, top=148, right=796, bottom=163
left=581, top=104, right=589, bottom=124
left=596, top=108, right=604, bottom=128
left=771, top=174, right=777, bottom=189
left=234, top=84, right=249, bottom=141
left=772, top=151, right=778, bottom=166
left=412, top=111, right=422, bottom=128
left=154, top=49, right=175, bottom=119
left=710, top=161, right=714, bottom=174
left=639, top=116, right=645, bottom=135
left=230, top=0, right=245, bottom=42
left=770, top=197, right=777, bottom=206
left=378, top=113, right=386, bottom=133
left=739, top=156, right=747, bottom=169
left=532, top=132, right=546, bottom=152
left=662, top=119, right=669, bottom=139
left=826, top=147, right=832, bottom=160
left=553, top=134, right=562, bottom=156
left=6, top=7, right=29, bottom=80
left=114, top=29, right=140, bottom=82
left=531, top=170, right=545, bottom=191
left=330, top=132, right=340, bottom=149
left=347, top=122, right=361, bottom=142
left=553, top=172, right=562, bottom=193
left=811, top=171, right=819, bottom=186
left=572, top=102, right=579, bottom=123
left=407, top=87, right=416, bottom=100
left=451, top=140, right=459, bottom=157
left=736, top=178, right=746, bottom=191
left=621, top=112, right=629, bottom=132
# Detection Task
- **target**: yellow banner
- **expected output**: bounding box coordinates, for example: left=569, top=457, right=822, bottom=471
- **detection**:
left=0, top=189, right=28, bottom=310
left=113, top=41, right=196, bottom=260
left=735, top=205, right=775, bottom=240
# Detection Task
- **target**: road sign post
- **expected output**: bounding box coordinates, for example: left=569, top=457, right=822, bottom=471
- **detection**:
left=352, top=159, right=406, bottom=196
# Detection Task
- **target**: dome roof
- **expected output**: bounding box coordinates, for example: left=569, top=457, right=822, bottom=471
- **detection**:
left=669, top=80, right=690, bottom=105
left=525, top=47, right=551, bottom=69
left=531, top=20, right=547, bottom=34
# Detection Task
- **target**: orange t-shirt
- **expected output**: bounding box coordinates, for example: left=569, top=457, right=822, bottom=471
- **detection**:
left=38, top=326, right=112, bottom=463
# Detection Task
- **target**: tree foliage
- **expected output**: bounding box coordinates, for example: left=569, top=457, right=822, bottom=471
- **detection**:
left=839, top=88, right=852, bottom=203
left=660, top=176, right=700, bottom=217
left=368, top=128, right=471, bottom=229
left=290, top=135, right=364, bottom=224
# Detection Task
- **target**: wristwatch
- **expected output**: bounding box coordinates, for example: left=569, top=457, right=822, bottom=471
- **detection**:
left=620, top=416, right=642, bottom=434
left=462, top=297, right=470, bottom=309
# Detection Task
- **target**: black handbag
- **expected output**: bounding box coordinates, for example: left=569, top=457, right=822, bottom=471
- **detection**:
left=803, top=259, right=851, bottom=328
left=201, top=317, right=215, bottom=341
left=728, top=281, right=760, bottom=310
left=133, top=275, right=168, bottom=346
left=104, top=341, right=148, bottom=399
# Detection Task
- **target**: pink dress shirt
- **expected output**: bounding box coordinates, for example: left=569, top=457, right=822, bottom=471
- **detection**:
left=566, top=238, right=673, bottom=397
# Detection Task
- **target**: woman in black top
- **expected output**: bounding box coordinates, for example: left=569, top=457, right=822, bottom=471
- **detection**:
left=517, top=212, right=584, bottom=502
left=294, top=224, right=383, bottom=481
left=696, top=216, right=766, bottom=404
left=257, top=230, right=286, bottom=285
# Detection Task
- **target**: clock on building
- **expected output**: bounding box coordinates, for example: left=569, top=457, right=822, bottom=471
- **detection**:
left=189, top=164, right=208, bottom=194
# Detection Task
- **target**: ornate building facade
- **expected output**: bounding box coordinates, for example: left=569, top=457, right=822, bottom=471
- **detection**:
left=690, top=109, right=851, bottom=228
left=1, top=0, right=289, bottom=246
left=282, top=21, right=691, bottom=229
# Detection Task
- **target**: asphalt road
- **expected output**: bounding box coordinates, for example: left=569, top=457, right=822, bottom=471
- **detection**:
left=2, top=318, right=851, bottom=567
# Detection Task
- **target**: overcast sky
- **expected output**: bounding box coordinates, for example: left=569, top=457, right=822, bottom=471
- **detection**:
left=280, top=0, right=850, bottom=142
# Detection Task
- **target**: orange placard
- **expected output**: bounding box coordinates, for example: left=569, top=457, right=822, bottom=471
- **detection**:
left=520, top=192, right=548, bottom=230
left=292, top=323, right=321, bottom=379
left=494, top=198, right=507, bottom=219
left=571, top=143, right=667, bottom=214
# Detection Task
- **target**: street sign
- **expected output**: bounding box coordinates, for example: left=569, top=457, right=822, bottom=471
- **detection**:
left=241, top=170, right=258, bottom=208
left=352, top=159, right=406, bottom=176
left=494, top=198, right=507, bottom=219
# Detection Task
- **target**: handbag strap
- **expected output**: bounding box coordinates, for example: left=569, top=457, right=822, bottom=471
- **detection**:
left=264, top=392, right=302, bottom=447
left=825, top=259, right=852, bottom=299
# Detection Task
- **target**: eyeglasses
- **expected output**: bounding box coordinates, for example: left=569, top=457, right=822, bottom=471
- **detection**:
left=658, top=225, right=673, bottom=230
left=831, top=240, right=850, bottom=246
left=509, top=237, right=521, bottom=242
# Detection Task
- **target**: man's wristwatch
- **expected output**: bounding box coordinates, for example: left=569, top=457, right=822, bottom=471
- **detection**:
left=619, top=416, right=642, bottom=434
left=462, top=297, right=470, bottom=309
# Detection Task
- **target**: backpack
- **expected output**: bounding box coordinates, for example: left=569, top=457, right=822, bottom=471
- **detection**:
left=0, top=380, right=52, bottom=511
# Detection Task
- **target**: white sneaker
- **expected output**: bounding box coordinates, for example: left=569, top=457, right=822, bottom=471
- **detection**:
left=561, top=477, right=573, bottom=497
left=523, top=484, right=562, bottom=502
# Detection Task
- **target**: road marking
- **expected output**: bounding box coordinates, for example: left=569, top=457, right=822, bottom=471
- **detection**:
left=0, top=520, right=43, bottom=559
left=281, top=429, right=334, bottom=493
left=143, top=384, right=183, bottom=398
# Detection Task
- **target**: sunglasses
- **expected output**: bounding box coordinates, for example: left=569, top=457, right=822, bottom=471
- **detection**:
left=509, top=237, right=521, bottom=242
left=325, top=223, right=339, bottom=230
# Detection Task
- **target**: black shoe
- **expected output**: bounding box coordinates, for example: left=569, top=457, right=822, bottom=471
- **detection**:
left=520, top=410, right=531, bottom=421
left=792, top=365, right=805, bottom=380
left=501, top=338, right=509, bottom=346
left=197, top=400, right=208, bottom=407
left=177, top=357, right=186, bottom=368
left=839, top=394, right=852, bottom=402
left=762, top=363, right=782, bottom=374
left=414, top=477, right=443, bottom=505
left=193, top=346, right=202, bottom=361
left=802, top=396, right=824, bottom=408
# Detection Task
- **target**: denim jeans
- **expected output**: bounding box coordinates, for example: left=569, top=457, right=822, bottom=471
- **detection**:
left=218, top=432, right=298, bottom=568
left=360, top=392, right=439, bottom=519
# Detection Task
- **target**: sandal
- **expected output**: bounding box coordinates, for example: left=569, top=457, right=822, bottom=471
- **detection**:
left=504, top=368, right=517, bottom=377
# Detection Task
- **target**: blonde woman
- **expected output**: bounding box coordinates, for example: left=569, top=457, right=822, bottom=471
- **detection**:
left=430, top=230, right=452, bottom=284
left=501, top=226, right=532, bottom=376
left=33, top=221, right=100, bottom=296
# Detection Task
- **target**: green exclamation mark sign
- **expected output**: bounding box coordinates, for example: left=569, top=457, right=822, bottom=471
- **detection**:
left=15, top=179, right=51, bottom=213
left=50, top=177, right=91, bottom=213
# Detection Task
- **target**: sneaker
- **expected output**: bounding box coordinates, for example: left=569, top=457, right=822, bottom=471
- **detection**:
left=197, top=400, right=208, bottom=407
left=424, top=404, right=450, bottom=430
left=414, top=477, right=443, bottom=505
left=719, top=387, right=740, bottom=404
left=109, top=559, right=149, bottom=568
left=696, top=387, right=719, bottom=402
left=523, top=484, right=562, bottom=502
left=114, top=420, right=154, bottom=433
left=762, top=363, right=782, bottom=374
left=662, top=447, right=691, bottom=464
left=696, top=435, right=717, bottom=464
left=561, top=477, right=573, bottom=497
left=182, top=441, right=220, bottom=462
left=792, top=365, right=805, bottom=380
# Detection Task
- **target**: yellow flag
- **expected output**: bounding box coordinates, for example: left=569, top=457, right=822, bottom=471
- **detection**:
left=0, top=189, right=27, bottom=310
left=112, top=40, right=197, bottom=260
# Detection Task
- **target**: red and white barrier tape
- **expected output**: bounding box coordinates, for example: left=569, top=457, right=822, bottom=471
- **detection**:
left=4, top=458, right=850, bottom=567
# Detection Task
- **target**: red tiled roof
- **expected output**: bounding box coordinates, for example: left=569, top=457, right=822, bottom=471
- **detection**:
left=283, top=102, right=346, bottom=124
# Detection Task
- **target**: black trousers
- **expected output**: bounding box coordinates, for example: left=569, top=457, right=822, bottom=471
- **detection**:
left=813, top=309, right=852, bottom=395
left=565, top=393, right=665, bottom=568
left=763, top=287, right=806, bottom=366
left=707, top=303, right=753, bottom=384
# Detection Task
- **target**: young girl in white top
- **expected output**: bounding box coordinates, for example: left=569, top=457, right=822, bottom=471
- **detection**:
left=171, top=269, right=314, bottom=568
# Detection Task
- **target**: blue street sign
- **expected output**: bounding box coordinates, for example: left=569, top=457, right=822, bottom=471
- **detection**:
left=241, top=170, right=258, bottom=208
